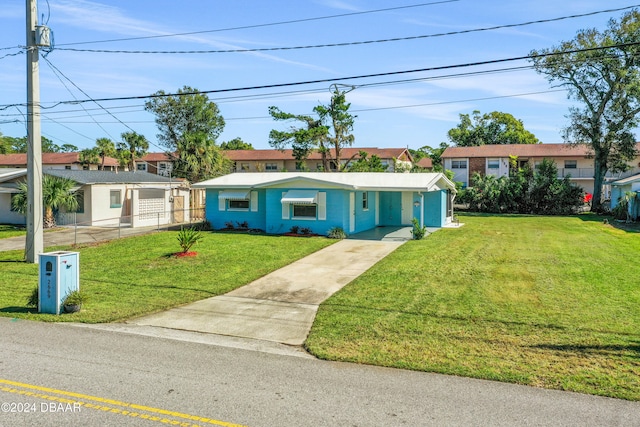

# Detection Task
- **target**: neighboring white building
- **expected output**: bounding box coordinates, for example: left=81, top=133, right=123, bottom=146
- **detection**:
left=0, top=169, right=190, bottom=228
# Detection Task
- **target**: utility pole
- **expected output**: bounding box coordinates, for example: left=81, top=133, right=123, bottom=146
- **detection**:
left=25, top=0, right=43, bottom=263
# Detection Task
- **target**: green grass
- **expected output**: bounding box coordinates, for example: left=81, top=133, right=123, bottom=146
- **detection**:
left=0, top=225, right=26, bottom=239
left=305, top=214, right=640, bottom=400
left=0, top=231, right=334, bottom=323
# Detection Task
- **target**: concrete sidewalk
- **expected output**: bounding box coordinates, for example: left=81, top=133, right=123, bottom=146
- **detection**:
left=129, top=232, right=410, bottom=345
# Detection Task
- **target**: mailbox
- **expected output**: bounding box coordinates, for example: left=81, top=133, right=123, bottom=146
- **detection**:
left=38, top=251, right=80, bottom=314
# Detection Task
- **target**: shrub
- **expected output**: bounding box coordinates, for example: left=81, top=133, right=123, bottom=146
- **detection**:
left=410, top=218, right=428, bottom=240
left=177, top=226, right=203, bottom=253
left=327, top=227, right=347, bottom=239
left=236, top=221, right=249, bottom=229
left=63, top=290, right=89, bottom=306
left=26, top=287, right=38, bottom=307
left=300, top=227, right=313, bottom=235
left=224, top=221, right=235, bottom=230
left=289, top=226, right=300, bottom=234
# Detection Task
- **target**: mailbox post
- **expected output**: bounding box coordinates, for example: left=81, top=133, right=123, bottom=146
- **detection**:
left=38, top=251, right=80, bottom=314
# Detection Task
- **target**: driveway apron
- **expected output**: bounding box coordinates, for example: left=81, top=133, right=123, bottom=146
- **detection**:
left=130, top=235, right=408, bottom=345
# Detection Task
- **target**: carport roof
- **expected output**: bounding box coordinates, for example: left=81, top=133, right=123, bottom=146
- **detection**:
left=193, top=172, right=456, bottom=193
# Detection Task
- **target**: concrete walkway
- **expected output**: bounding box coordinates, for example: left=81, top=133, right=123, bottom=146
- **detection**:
left=129, top=229, right=412, bottom=345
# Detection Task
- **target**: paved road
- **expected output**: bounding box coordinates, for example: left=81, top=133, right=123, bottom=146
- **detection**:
left=1, top=318, right=639, bottom=427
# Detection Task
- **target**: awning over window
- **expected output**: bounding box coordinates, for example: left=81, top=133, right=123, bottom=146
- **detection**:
left=281, top=190, right=318, bottom=204
left=218, top=190, right=250, bottom=200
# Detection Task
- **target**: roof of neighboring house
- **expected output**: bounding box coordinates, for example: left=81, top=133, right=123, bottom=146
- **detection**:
left=415, top=157, right=433, bottom=168
left=0, top=168, right=26, bottom=179
left=611, top=173, right=640, bottom=186
left=223, top=147, right=413, bottom=162
left=0, top=152, right=119, bottom=167
left=193, top=172, right=456, bottom=193
left=140, top=152, right=176, bottom=162
left=44, top=170, right=179, bottom=185
left=441, top=143, right=597, bottom=158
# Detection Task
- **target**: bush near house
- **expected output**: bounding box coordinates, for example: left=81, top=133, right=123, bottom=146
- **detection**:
left=459, top=159, right=584, bottom=214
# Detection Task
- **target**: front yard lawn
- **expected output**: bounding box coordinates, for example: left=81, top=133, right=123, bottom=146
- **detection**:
left=305, top=214, right=640, bottom=401
left=0, top=231, right=334, bottom=323
left=0, top=225, right=25, bottom=239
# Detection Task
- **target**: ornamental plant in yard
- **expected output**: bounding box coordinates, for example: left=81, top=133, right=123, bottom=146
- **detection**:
left=176, top=226, right=203, bottom=253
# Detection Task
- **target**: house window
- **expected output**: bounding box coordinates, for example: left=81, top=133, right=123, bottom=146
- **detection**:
left=565, top=160, right=577, bottom=169
left=65, top=165, right=71, bottom=170
left=452, top=160, right=467, bottom=169
left=240, top=163, right=250, bottom=171
left=229, top=200, right=249, bottom=210
left=75, top=190, right=85, bottom=214
left=293, top=204, right=317, bottom=218
left=110, top=190, right=122, bottom=208
left=265, top=163, right=278, bottom=171
left=487, top=159, right=500, bottom=169
left=362, top=192, right=369, bottom=210
left=158, top=162, right=172, bottom=177
left=137, top=163, right=147, bottom=172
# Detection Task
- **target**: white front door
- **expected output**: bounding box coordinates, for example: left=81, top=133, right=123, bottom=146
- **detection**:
left=401, top=192, right=413, bottom=225
left=349, top=192, right=355, bottom=233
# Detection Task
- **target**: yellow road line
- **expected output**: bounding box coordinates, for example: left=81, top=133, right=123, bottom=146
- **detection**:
left=0, top=379, right=246, bottom=427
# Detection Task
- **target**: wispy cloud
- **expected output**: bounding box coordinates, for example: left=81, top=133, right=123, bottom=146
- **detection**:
left=51, top=0, right=334, bottom=74
left=314, top=0, right=361, bottom=12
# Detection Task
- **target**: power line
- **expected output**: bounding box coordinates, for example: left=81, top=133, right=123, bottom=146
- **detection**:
left=40, top=55, right=137, bottom=135
left=42, top=55, right=117, bottom=140
left=55, top=1, right=459, bottom=47
left=31, top=42, right=640, bottom=108
left=1, top=41, right=637, bottom=114
left=53, top=5, right=640, bottom=55
left=29, top=89, right=567, bottom=125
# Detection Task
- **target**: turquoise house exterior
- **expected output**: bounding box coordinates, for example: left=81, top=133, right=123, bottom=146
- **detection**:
left=192, top=172, right=456, bottom=235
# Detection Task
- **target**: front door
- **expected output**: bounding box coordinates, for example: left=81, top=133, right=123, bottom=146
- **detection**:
left=401, top=192, right=413, bottom=225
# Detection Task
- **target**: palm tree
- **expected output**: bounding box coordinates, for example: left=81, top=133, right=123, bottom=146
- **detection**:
left=120, top=131, right=149, bottom=171
left=95, top=137, right=116, bottom=170
left=12, top=175, right=79, bottom=228
left=78, top=148, right=100, bottom=169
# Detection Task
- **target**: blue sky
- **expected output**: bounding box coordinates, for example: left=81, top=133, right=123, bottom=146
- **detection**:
left=0, top=1, right=638, bottom=153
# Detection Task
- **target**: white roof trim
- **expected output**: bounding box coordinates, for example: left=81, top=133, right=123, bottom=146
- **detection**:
left=281, top=189, right=318, bottom=204
left=0, top=186, right=19, bottom=194
left=193, top=172, right=457, bottom=193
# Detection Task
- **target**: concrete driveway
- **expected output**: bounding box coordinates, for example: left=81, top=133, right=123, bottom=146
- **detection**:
left=129, top=229, right=412, bottom=345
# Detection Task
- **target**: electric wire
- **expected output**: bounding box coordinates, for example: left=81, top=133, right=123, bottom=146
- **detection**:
left=26, top=41, right=640, bottom=108
left=42, top=55, right=117, bottom=141
left=53, top=5, right=640, bottom=55
left=55, top=1, right=459, bottom=47
left=40, top=55, right=137, bottom=135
